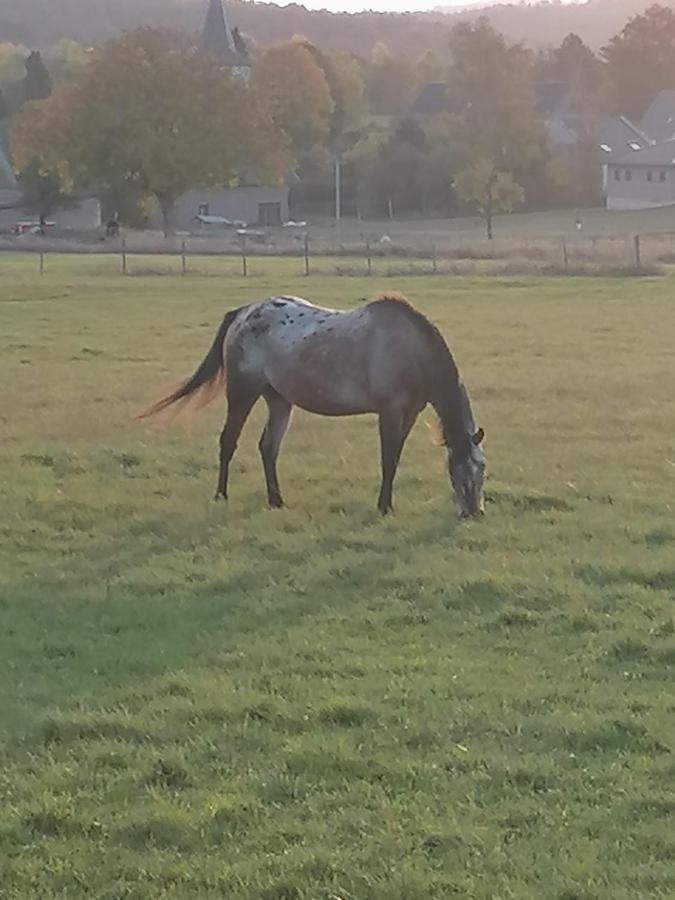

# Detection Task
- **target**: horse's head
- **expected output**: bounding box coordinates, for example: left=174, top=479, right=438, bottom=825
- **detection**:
left=449, top=427, right=486, bottom=518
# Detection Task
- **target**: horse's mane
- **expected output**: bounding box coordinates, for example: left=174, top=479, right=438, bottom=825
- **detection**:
left=371, top=293, right=458, bottom=372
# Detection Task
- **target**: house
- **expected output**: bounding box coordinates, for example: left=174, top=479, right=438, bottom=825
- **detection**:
left=595, top=116, right=651, bottom=193
left=600, top=91, right=675, bottom=209
left=149, top=0, right=290, bottom=232
left=638, top=90, right=675, bottom=143
left=605, top=140, right=675, bottom=210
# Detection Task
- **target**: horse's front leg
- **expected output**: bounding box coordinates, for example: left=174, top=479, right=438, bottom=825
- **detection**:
left=377, top=406, right=418, bottom=515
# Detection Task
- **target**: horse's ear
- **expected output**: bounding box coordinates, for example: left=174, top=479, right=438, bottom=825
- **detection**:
left=472, top=427, right=485, bottom=445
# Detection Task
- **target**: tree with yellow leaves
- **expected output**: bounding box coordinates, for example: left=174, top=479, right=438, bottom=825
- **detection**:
left=252, top=42, right=333, bottom=166
left=12, top=28, right=288, bottom=234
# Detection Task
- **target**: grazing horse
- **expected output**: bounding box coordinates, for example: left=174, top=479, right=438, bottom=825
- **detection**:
left=140, top=294, right=486, bottom=517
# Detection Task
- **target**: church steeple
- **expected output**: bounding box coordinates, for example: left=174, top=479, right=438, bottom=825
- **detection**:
left=202, top=0, right=248, bottom=70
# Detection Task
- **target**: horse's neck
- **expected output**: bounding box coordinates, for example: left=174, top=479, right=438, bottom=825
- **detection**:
left=432, top=375, right=473, bottom=460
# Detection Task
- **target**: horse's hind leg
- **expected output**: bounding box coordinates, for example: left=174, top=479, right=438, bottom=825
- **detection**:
left=377, top=404, right=418, bottom=515
left=259, top=388, right=292, bottom=508
left=215, top=385, right=260, bottom=500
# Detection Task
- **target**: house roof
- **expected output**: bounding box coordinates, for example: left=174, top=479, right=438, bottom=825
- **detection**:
left=202, top=0, right=247, bottom=66
left=411, top=83, right=448, bottom=117
left=639, top=89, right=675, bottom=143
left=595, top=116, right=651, bottom=162
left=610, top=139, right=675, bottom=167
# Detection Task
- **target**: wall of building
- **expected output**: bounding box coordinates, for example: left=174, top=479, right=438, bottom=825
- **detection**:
left=606, top=164, right=675, bottom=209
left=153, top=186, right=290, bottom=231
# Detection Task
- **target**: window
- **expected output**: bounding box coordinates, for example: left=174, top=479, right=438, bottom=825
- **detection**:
left=600, top=143, right=611, bottom=153
left=660, top=170, right=667, bottom=182
left=628, top=141, right=641, bottom=151
left=625, top=170, right=632, bottom=181
left=613, top=168, right=620, bottom=181
left=198, top=203, right=210, bottom=217
left=647, top=170, right=653, bottom=181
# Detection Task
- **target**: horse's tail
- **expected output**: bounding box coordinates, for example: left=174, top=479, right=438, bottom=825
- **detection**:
left=137, top=307, right=243, bottom=419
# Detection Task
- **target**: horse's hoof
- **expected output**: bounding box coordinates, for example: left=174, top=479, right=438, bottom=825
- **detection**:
left=213, top=492, right=227, bottom=502
left=268, top=496, right=284, bottom=509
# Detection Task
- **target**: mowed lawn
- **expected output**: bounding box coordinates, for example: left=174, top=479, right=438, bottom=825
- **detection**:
left=1, top=254, right=674, bottom=899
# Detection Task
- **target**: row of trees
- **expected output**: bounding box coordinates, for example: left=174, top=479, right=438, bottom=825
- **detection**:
left=5, top=5, right=675, bottom=233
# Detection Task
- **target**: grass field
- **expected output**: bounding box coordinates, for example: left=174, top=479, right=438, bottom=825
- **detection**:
left=1, top=255, right=674, bottom=899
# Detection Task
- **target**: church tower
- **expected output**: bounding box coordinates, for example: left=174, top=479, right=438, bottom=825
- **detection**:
left=202, top=0, right=250, bottom=81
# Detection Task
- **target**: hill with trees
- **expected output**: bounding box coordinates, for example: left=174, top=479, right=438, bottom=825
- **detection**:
left=1, top=0, right=674, bottom=56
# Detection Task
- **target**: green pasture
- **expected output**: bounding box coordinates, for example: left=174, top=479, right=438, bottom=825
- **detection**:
left=1, top=254, right=674, bottom=898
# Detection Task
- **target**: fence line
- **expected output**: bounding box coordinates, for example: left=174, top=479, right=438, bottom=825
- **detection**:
left=1, top=230, right=670, bottom=280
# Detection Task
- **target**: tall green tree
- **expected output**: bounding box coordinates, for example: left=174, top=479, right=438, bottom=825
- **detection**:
left=367, top=42, right=416, bottom=117
left=447, top=18, right=549, bottom=207
left=252, top=41, right=333, bottom=166
left=602, top=4, right=675, bottom=119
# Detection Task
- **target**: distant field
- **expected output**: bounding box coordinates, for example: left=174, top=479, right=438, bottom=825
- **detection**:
left=5, top=204, right=675, bottom=259
left=314, top=203, right=675, bottom=245
left=1, top=258, right=674, bottom=899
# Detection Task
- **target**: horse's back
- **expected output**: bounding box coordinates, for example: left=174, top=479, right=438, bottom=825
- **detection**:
left=226, top=295, right=435, bottom=414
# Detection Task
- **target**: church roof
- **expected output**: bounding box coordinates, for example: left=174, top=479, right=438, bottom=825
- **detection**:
left=202, top=0, right=247, bottom=66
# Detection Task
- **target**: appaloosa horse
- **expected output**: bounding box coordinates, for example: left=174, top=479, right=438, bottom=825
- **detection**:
left=140, top=294, right=486, bottom=517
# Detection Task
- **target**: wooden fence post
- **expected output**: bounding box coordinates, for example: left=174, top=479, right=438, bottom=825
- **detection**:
left=241, top=234, right=248, bottom=277
left=181, top=239, right=187, bottom=276
left=366, top=238, right=372, bottom=276
left=304, top=232, right=310, bottom=276
left=561, top=237, right=569, bottom=272
left=431, top=243, right=437, bottom=274
left=634, top=234, right=641, bottom=270
left=121, top=238, right=127, bottom=275
left=39, top=251, right=45, bottom=277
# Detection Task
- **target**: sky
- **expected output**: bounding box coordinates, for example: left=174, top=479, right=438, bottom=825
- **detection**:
left=269, top=0, right=482, bottom=13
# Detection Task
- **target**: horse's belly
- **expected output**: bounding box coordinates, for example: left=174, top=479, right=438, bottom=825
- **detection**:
left=264, top=342, right=374, bottom=415
left=271, top=372, right=373, bottom=415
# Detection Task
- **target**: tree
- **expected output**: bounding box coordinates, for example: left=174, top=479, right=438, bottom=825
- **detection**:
left=416, top=49, right=445, bottom=85
left=45, top=39, right=90, bottom=82
left=453, top=157, right=524, bottom=239
left=0, top=42, right=26, bottom=86
left=367, top=42, right=416, bottom=117
left=13, top=28, right=288, bottom=235
left=252, top=42, right=333, bottom=165
left=17, top=157, right=75, bottom=219
left=325, top=49, right=367, bottom=144
left=602, top=4, right=675, bottom=119
left=24, top=50, right=52, bottom=101
left=447, top=18, right=550, bottom=209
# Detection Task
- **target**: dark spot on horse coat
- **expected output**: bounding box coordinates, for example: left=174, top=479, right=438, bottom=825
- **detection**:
left=272, top=300, right=287, bottom=308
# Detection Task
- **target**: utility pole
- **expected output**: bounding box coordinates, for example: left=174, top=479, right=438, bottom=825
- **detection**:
left=335, top=155, right=341, bottom=247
